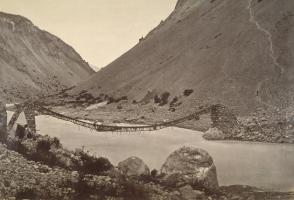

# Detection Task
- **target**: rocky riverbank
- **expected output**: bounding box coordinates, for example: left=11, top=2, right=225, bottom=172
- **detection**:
left=2, top=102, right=294, bottom=199
left=46, top=101, right=294, bottom=144
left=1, top=140, right=294, bottom=200
left=0, top=144, right=77, bottom=199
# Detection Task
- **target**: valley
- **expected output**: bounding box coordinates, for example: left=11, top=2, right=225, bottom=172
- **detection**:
left=0, top=0, right=294, bottom=199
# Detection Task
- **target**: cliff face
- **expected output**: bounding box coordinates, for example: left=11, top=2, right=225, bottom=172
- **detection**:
left=0, top=12, right=94, bottom=102
left=73, top=0, right=294, bottom=114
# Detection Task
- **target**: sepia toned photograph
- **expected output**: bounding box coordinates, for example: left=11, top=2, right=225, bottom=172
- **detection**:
left=0, top=0, right=293, bottom=199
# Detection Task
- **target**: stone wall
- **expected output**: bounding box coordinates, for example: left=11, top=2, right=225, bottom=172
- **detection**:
left=24, top=106, right=36, bottom=133
left=0, top=101, right=7, bottom=142
left=210, top=104, right=239, bottom=136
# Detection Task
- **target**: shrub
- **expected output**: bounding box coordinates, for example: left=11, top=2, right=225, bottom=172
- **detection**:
left=107, top=96, right=115, bottom=104
left=36, top=139, right=51, bottom=152
left=159, top=92, right=170, bottom=106
left=184, top=89, right=194, bottom=96
left=16, top=188, right=37, bottom=200
left=120, top=178, right=150, bottom=200
left=121, top=96, right=128, bottom=101
left=151, top=169, right=158, bottom=178
left=52, top=137, right=61, bottom=148
left=73, top=174, right=150, bottom=200
left=169, top=107, right=176, bottom=112
left=154, top=95, right=161, bottom=104
left=78, top=151, right=113, bottom=175
left=74, top=175, right=93, bottom=199
left=14, top=139, right=27, bottom=155
left=170, top=96, right=178, bottom=107
left=117, top=105, right=123, bottom=109
left=33, top=137, right=62, bottom=167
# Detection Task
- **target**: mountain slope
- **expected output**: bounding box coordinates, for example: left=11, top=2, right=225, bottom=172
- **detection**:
left=0, top=12, right=94, bottom=102
left=73, top=0, right=294, bottom=114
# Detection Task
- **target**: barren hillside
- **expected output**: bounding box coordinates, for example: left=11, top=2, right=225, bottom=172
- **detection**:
left=73, top=0, right=294, bottom=114
left=0, top=12, right=94, bottom=102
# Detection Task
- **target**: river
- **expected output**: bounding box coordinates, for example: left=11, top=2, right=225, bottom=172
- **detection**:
left=7, top=112, right=294, bottom=192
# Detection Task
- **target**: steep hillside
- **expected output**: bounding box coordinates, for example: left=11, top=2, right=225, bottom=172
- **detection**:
left=0, top=12, right=94, bottom=102
left=73, top=0, right=294, bottom=114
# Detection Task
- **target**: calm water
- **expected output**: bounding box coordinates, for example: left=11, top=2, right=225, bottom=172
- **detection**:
left=8, top=112, right=294, bottom=191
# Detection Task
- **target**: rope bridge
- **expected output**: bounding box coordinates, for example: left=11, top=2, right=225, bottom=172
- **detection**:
left=8, top=102, right=218, bottom=133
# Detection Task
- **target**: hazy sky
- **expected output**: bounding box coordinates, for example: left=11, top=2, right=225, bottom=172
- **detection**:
left=0, top=0, right=177, bottom=70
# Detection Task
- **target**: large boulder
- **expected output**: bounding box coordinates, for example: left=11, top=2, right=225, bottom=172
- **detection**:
left=203, top=127, right=225, bottom=140
left=0, top=101, right=7, bottom=142
left=118, top=156, right=150, bottom=177
left=161, top=146, right=219, bottom=193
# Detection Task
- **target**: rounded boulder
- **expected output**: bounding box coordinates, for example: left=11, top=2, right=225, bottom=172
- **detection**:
left=161, top=146, right=219, bottom=192
left=118, top=156, right=150, bottom=177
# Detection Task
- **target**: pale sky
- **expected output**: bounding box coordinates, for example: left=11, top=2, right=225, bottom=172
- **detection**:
left=0, top=0, right=177, bottom=70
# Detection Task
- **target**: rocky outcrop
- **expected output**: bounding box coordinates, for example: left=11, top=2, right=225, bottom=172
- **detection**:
left=118, top=156, right=150, bottom=177
left=0, top=101, right=7, bottom=142
left=0, top=144, right=75, bottom=199
left=161, top=146, right=219, bottom=193
left=203, top=127, right=225, bottom=140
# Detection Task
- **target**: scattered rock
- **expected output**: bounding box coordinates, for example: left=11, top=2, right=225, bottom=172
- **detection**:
left=161, top=146, right=219, bottom=192
left=0, top=144, right=75, bottom=199
left=179, top=185, right=205, bottom=200
left=118, top=156, right=150, bottom=177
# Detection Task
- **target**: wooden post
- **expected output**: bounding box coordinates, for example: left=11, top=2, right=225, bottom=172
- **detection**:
left=0, top=101, right=7, bottom=143
left=24, top=106, right=36, bottom=133
left=7, top=105, right=23, bottom=131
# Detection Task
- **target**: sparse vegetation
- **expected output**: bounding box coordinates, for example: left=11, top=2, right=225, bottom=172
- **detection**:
left=184, top=89, right=194, bottom=96
left=36, top=139, right=51, bottom=152
left=77, top=151, right=113, bottom=175
left=16, top=188, right=37, bottom=200
left=170, top=96, right=178, bottom=107
left=120, top=178, right=150, bottom=200
left=153, top=92, right=170, bottom=106
left=117, top=105, right=123, bottom=109
left=74, top=174, right=150, bottom=200
left=159, top=92, right=170, bottom=106
left=154, top=94, right=161, bottom=104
